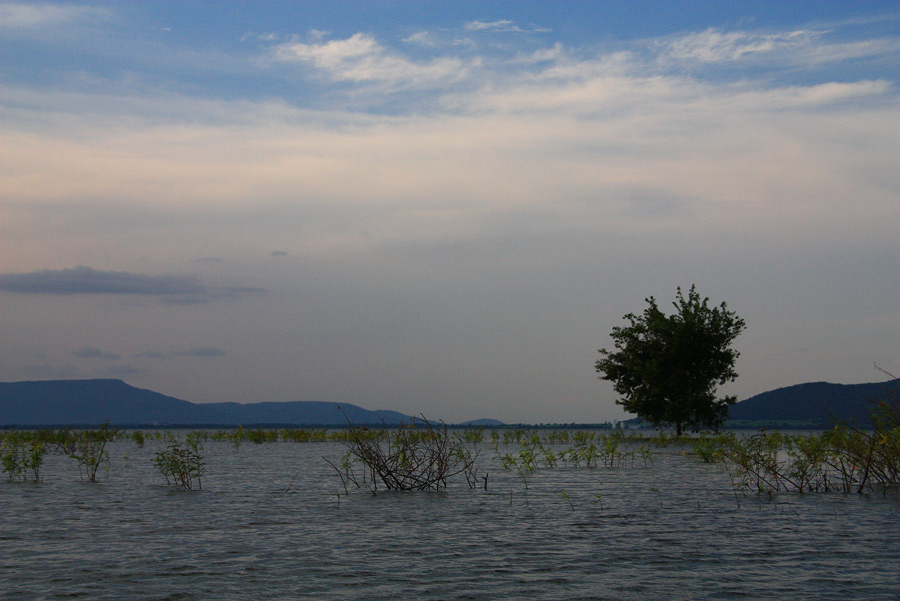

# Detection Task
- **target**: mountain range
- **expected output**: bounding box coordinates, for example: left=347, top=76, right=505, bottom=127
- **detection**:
left=0, top=379, right=412, bottom=427
left=726, top=379, right=899, bottom=427
left=1, top=378, right=898, bottom=428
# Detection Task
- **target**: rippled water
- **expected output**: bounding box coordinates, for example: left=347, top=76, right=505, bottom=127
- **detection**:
left=2, top=435, right=899, bottom=600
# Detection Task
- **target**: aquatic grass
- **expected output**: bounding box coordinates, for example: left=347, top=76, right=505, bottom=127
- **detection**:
left=459, top=427, right=486, bottom=444
left=496, top=431, right=648, bottom=472
left=279, top=428, right=330, bottom=443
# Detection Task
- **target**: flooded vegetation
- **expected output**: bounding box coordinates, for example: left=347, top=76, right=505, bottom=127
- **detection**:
left=2, top=424, right=899, bottom=600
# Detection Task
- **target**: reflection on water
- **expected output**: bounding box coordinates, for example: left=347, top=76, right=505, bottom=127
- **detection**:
left=2, top=437, right=898, bottom=600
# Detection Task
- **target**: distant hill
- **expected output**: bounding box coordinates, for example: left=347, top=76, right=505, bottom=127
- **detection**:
left=727, top=379, right=900, bottom=427
left=459, top=418, right=505, bottom=427
left=202, top=401, right=410, bottom=427
left=0, top=379, right=413, bottom=427
left=5, top=377, right=896, bottom=429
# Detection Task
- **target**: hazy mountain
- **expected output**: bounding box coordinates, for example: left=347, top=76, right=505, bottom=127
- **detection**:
left=459, top=418, right=505, bottom=426
left=4, top=378, right=896, bottom=428
left=203, top=401, right=410, bottom=426
left=727, top=379, right=900, bottom=426
left=0, top=379, right=412, bottom=427
left=0, top=379, right=225, bottom=426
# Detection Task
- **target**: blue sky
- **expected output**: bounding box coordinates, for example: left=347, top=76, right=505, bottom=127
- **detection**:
left=1, top=1, right=899, bottom=423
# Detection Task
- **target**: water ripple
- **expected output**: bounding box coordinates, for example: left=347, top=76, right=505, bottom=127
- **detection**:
left=2, top=439, right=899, bottom=600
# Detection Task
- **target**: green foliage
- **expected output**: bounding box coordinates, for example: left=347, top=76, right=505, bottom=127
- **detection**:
left=69, top=423, right=117, bottom=482
left=460, top=427, right=485, bottom=444
left=1, top=439, right=46, bottom=482
left=596, top=285, right=746, bottom=436
left=717, top=418, right=899, bottom=496
left=494, top=430, right=652, bottom=471
left=689, top=432, right=732, bottom=463
left=153, top=433, right=205, bottom=490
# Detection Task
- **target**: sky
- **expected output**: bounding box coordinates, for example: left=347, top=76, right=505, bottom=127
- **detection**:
left=1, top=1, right=898, bottom=424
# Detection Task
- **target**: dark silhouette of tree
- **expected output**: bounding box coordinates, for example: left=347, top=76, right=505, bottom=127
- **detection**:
left=596, top=285, right=746, bottom=436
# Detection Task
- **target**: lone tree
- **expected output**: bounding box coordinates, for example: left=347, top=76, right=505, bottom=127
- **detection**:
left=596, top=285, right=746, bottom=436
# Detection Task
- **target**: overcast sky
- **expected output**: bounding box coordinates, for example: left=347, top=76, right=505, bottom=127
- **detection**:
left=1, top=1, right=898, bottom=423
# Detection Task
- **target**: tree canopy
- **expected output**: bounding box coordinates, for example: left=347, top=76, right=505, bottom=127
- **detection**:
left=596, top=285, right=746, bottom=436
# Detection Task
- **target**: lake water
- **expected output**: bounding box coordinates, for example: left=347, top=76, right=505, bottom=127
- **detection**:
left=2, top=435, right=899, bottom=600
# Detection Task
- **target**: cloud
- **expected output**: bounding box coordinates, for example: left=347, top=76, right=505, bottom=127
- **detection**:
left=0, top=266, right=264, bottom=303
left=403, top=31, right=437, bottom=46
left=241, top=31, right=279, bottom=43
left=274, top=32, right=467, bottom=86
left=0, top=2, right=110, bottom=28
left=662, top=28, right=821, bottom=62
left=0, top=266, right=203, bottom=295
left=73, top=347, right=121, bottom=360
left=464, top=20, right=550, bottom=34
left=174, top=347, right=227, bottom=358
left=133, top=351, right=166, bottom=359
left=657, top=26, right=900, bottom=68
left=1, top=14, right=898, bottom=419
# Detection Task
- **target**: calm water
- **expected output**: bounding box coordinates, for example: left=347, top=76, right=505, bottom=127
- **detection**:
left=2, top=435, right=899, bottom=600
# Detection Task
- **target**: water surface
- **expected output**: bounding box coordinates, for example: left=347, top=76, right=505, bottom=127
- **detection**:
left=2, top=437, right=898, bottom=600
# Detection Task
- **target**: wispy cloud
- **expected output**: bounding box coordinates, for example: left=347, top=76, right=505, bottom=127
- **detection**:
left=658, top=26, right=900, bottom=67
left=0, top=2, right=110, bottom=29
left=403, top=31, right=437, bottom=46
left=240, top=31, right=280, bottom=43
left=662, top=28, right=821, bottom=62
left=0, top=266, right=202, bottom=295
left=274, top=32, right=468, bottom=86
left=174, top=347, right=227, bottom=358
left=464, top=20, right=551, bottom=34
left=0, top=266, right=264, bottom=304
left=73, top=347, right=121, bottom=360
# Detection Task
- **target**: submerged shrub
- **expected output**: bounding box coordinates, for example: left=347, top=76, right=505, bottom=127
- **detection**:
left=689, top=433, right=732, bottom=464
left=721, top=401, right=900, bottom=496
left=496, top=430, right=647, bottom=472
left=69, top=423, right=117, bottom=482
left=153, top=433, right=205, bottom=490
left=1, top=439, right=46, bottom=482
left=328, top=416, right=479, bottom=492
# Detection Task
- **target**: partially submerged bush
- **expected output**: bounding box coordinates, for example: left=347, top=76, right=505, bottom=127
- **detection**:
left=718, top=424, right=899, bottom=496
left=328, top=416, right=480, bottom=492
left=69, top=423, right=117, bottom=482
left=153, top=432, right=205, bottom=490
left=494, top=430, right=652, bottom=472
left=1, top=439, right=46, bottom=482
